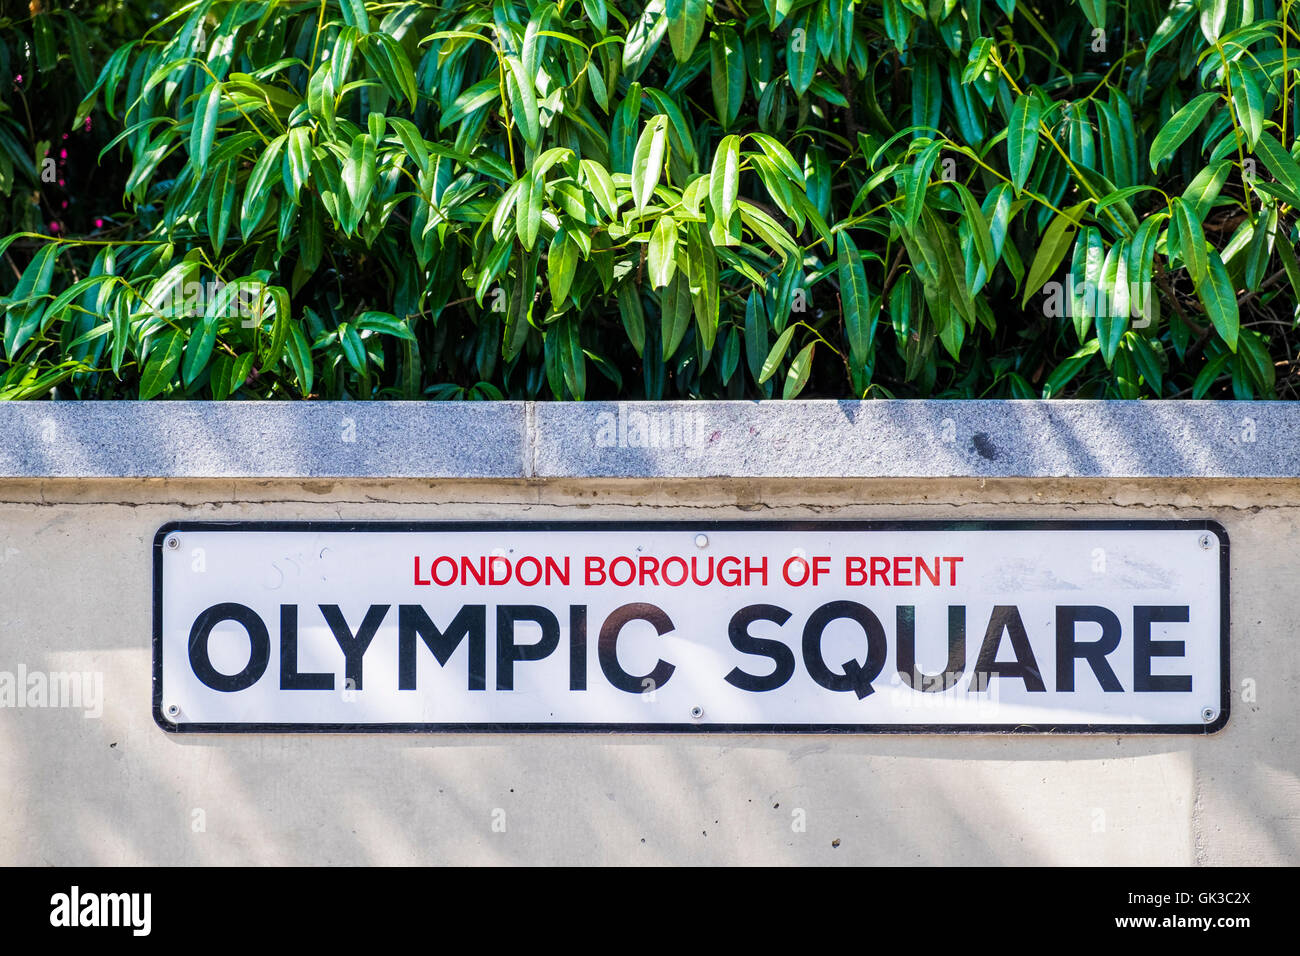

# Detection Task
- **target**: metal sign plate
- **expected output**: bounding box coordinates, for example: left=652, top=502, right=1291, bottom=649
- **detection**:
left=153, top=520, right=1229, bottom=733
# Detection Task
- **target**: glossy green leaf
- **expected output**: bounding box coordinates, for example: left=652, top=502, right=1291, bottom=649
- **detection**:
left=1197, top=251, right=1239, bottom=352
left=788, top=12, right=818, bottom=97
left=760, top=324, right=796, bottom=384
left=189, top=81, right=221, bottom=170
left=783, top=341, right=814, bottom=398
left=1148, top=93, right=1219, bottom=172
left=666, top=0, right=706, bottom=62
left=648, top=216, right=678, bottom=288
left=1171, top=197, right=1209, bottom=284
left=660, top=271, right=693, bottom=360
left=837, top=232, right=873, bottom=367
left=631, top=115, right=669, bottom=213
left=709, top=135, right=741, bottom=232
left=1022, top=202, right=1087, bottom=306
left=139, top=328, right=184, bottom=399
left=1007, top=92, right=1043, bottom=192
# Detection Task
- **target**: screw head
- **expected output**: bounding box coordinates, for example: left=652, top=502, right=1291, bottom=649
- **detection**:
left=1201, top=707, right=1216, bottom=723
left=690, top=706, right=704, bottom=719
left=165, top=535, right=180, bottom=551
left=165, top=703, right=181, bottom=719
left=694, top=534, right=708, bottom=549
left=1198, top=533, right=1213, bottom=551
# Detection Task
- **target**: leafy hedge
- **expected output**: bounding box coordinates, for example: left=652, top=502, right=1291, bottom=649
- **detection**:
left=2, top=0, right=1299, bottom=400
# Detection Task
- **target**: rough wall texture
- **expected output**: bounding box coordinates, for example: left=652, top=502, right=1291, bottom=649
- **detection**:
left=0, top=475, right=1294, bottom=865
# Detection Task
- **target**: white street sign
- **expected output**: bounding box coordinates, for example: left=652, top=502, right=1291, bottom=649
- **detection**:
left=154, top=521, right=1228, bottom=733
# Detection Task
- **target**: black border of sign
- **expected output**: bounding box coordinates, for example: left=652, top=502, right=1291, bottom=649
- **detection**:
left=152, top=519, right=1231, bottom=736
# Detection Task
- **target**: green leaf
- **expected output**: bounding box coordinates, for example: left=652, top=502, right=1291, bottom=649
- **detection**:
left=760, top=325, right=796, bottom=383
left=1199, top=0, right=1226, bottom=43
left=955, top=182, right=995, bottom=278
left=33, top=12, right=58, bottom=71
left=660, top=271, right=693, bottom=360
left=189, top=81, right=222, bottom=170
left=581, top=159, right=619, bottom=221
left=182, top=318, right=218, bottom=386
left=338, top=322, right=367, bottom=374
left=1007, top=92, right=1043, bottom=192
left=617, top=284, right=646, bottom=357
left=836, top=232, right=873, bottom=367
left=228, top=352, right=255, bottom=395
left=666, top=0, right=706, bottom=62
left=1147, top=1, right=1195, bottom=64
left=631, top=115, right=669, bottom=213
left=355, top=311, right=416, bottom=341
left=783, top=341, right=815, bottom=398
left=140, top=328, right=185, bottom=399
left=286, top=324, right=314, bottom=395
left=788, top=11, right=818, bottom=97
left=648, top=216, right=678, bottom=288
left=369, top=33, right=418, bottom=109
left=1197, top=251, right=1239, bottom=352
left=207, top=161, right=235, bottom=252
left=1042, top=340, right=1100, bottom=398
left=747, top=133, right=804, bottom=186
left=516, top=167, right=544, bottom=251
left=710, top=27, right=745, bottom=130
left=1148, top=93, right=1219, bottom=172
left=739, top=201, right=800, bottom=261
left=1171, top=197, right=1208, bottom=284
left=241, top=134, right=286, bottom=235
left=1276, top=223, right=1300, bottom=303
left=1022, top=202, right=1087, bottom=306
left=744, top=289, right=769, bottom=385
left=265, top=287, right=291, bottom=369
left=339, top=0, right=371, bottom=32
left=548, top=230, right=579, bottom=306
left=342, top=132, right=377, bottom=227
left=686, top=223, right=719, bottom=349
left=6, top=241, right=59, bottom=308
left=709, top=135, right=741, bottom=232
left=1229, top=62, right=1263, bottom=150
left=505, top=56, right=541, bottom=151
left=559, top=315, right=586, bottom=399
left=1096, top=239, right=1130, bottom=366
left=1079, top=0, right=1107, bottom=30
left=1181, top=160, right=1230, bottom=219
left=1192, top=350, right=1231, bottom=398
left=1238, top=329, right=1275, bottom=395
left=903, top=140, right=942, bottom=230
left=4, top=242, right=60, bottom=358
left=1255, top=133, right=1300, bottom=205
left=283, top=127, right=312, bottom=204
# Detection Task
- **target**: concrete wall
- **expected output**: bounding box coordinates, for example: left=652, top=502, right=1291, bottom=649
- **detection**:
left=0, top=401, right=1296, bottom=865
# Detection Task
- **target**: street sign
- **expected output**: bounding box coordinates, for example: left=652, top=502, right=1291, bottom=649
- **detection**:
left=153, top=520, right=1229, bottom=733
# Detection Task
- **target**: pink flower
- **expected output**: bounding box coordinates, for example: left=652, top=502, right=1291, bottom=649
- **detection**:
left=48, top=222, right=60, bottom=233
left=60, top=200, right=68, bottom=209
left=59, top=149, right=67, bottom=159
left=57, top=179, right=65, bottom=187
left=83, top=118, right=92, bottom=131
left=93, top=218, right=104, bottom=229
